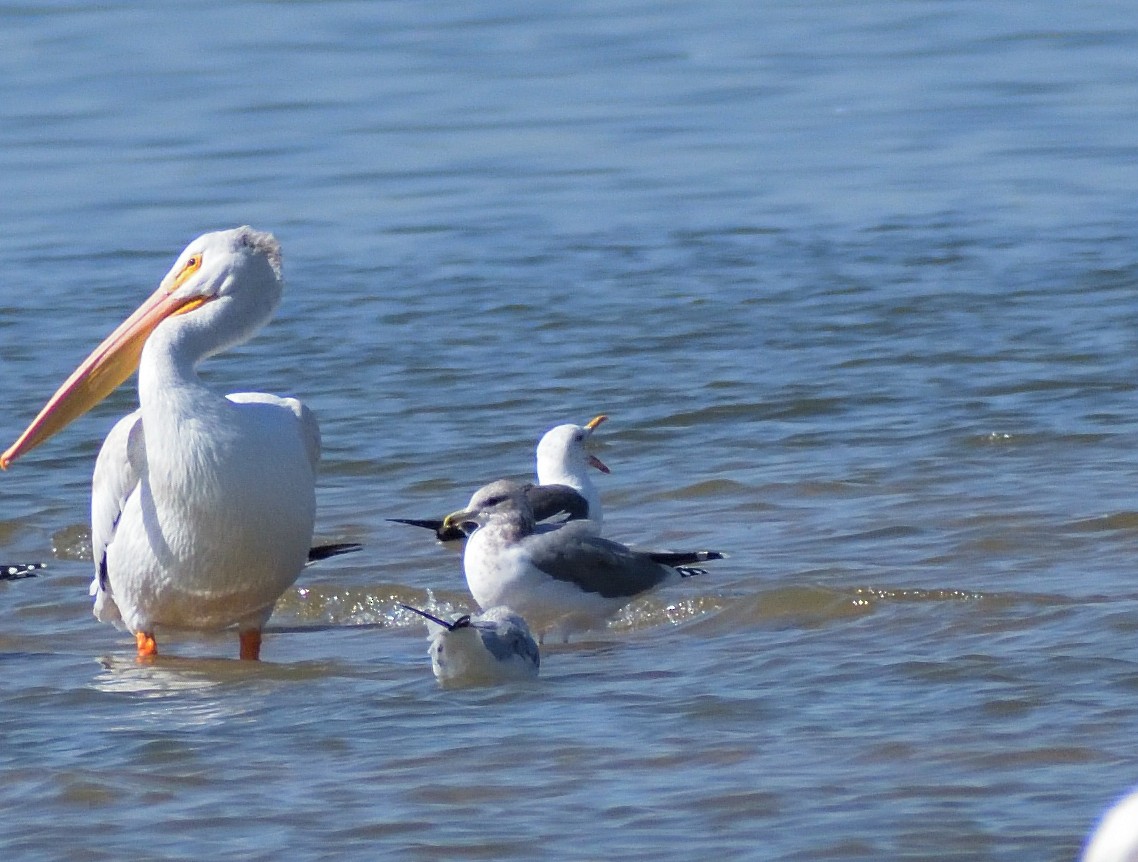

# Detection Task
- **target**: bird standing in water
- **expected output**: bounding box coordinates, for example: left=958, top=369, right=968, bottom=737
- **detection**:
left=443, top=479, right=721, bottom=639
left=2, top=227, right=318, bottom=660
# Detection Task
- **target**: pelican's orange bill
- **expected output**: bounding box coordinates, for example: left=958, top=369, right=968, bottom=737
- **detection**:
left=1, top=285, right=208, bottom=469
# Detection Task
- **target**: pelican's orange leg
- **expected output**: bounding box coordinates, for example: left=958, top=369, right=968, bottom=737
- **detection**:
left=135, top=631, right=157, bottom=660
left=239, top=629, right=262, bottom=661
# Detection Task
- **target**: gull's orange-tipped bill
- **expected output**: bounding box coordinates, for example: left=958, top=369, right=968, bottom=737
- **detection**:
left=1, top=285, right=208, bottom=469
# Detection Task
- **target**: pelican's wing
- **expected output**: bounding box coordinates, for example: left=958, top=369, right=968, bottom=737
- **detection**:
left=520, top=522, right=673, bottom=599
left=293, top=399, right=321, bottom=471
left=525, top=483, right=591, bottom=523
left=90, top=410, right=145, bottom=608
left=228, top=393, right=320, bottom=472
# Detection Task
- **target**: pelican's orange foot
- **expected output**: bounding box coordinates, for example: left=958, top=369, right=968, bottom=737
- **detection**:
left=135, top=631, right=158, bottom=660
left=239, top=629, right=262, bottom=661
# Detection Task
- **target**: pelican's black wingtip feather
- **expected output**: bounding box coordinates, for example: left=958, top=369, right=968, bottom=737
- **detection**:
left=1, top=562, right=46, bottom=581
left=306, top=543, right=364, bottom=563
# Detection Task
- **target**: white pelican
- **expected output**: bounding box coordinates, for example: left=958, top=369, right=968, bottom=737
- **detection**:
left=1, top=227, right=317, bottom=660
left=402, top=604, right=539, bottom=686
left=1083, top=787, right=1138, bottom=862
left=441, top=479, right=722, bottom=638
left=388, top=414, right=609, bottom=541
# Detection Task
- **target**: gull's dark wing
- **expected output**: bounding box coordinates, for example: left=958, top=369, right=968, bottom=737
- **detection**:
left=520, top=522, right=674, bottom=599
left=525, top=483, right=591, bottom=523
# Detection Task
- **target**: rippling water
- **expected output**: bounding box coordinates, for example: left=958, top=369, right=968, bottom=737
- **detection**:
left=2, top=2, right=1138, bottom=859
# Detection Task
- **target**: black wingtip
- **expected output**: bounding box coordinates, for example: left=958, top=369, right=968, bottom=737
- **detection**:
left=387, top=518, right=467, bottom=542
left=1, top=562, right=46, bottom=581
left=646, top=550, right=726, bottom=567
left=674, top=566, right=708, bottom=578
left=387, top=517, right=445, bottom=530
left=306, top=542, right=364, bottom=563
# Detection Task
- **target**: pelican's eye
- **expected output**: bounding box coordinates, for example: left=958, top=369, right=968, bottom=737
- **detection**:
left=171, top=253, right=204, bottom=291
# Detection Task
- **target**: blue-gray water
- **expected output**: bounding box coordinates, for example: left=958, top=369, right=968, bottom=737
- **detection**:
left=2, top=2, right=1138, bottom=859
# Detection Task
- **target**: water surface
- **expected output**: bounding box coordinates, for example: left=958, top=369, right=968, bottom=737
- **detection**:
left=2, top=2, right=1138, bottom=860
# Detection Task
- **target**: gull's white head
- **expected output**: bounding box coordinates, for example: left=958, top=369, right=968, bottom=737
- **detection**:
left=534, top=414, right=608, bottom=520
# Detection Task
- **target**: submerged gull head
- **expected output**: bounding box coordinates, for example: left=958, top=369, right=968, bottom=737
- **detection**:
left=402, top=604, right=539, bottom=687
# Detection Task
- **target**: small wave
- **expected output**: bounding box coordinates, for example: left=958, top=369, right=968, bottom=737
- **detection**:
left=272, top=582, right=474, bottom=630
left=1066, top=511, right=1138, bottom=533
left=265, top=578, right=1082, bottom=642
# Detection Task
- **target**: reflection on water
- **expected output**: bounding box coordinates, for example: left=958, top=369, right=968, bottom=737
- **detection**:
left=91, top=655, right=256, bottom=728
